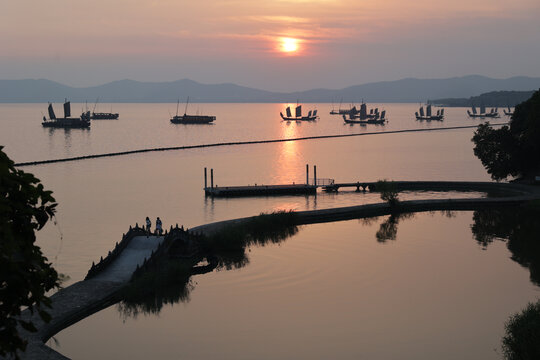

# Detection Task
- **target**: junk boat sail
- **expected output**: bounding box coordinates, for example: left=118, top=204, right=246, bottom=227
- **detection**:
left=330, top=99, right=358, bottom=116
left=415, top=104, right=444, bottom=121
left=342, top=102, right=387, bottom=124
left=280, top=104, right=319, bottom=121
left=503, top=106, right=514, bottom=116
left=170, top=97, right=216, bottom=124
left=467, top=105, right=499, bottom=118
left=42, top=100, right=91, bottom=128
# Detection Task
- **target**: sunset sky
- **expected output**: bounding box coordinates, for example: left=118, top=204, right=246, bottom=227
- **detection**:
left=2, top=0, right=539, bottom=91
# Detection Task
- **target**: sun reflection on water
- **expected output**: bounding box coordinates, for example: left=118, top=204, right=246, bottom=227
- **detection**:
left=271, top=118, right=306, bottom=185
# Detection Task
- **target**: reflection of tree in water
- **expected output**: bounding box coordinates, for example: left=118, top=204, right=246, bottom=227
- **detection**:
left=375, top=213, right=415, bottom=243
left=471, top=206, right=540, bottom=286
left=118, top=212, right=299, bottom=318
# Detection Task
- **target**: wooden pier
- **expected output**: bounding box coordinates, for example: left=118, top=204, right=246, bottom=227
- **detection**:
left=202, top=164, right=529, bottom=198
left=204, top=165, right=321, bottom=197
left=205, top=183, right=317, bottom=197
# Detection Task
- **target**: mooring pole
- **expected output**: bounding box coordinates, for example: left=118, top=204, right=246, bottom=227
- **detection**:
left=204, top=167, right=207, bottom=189
left=211, top=168, right=214, bottom=188
left=306, top=164, right=309, bottom=185
left=314, top=165, right=317, bottom=186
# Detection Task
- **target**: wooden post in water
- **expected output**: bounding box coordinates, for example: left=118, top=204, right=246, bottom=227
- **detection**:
left=306, top=164, right=309, bottom=185
left=314, top=165, right=317, bottom=186
left=211, top=168, right=214, bottom=188
left=204, top=167, right=207, bottom=189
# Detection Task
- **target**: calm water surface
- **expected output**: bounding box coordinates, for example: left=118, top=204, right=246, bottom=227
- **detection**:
left=55, top=212, right=539, bottom=359
left=0, top=103, right=528, bottom=359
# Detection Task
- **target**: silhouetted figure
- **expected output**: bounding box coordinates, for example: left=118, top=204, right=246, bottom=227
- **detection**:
left=146, top=217, right=151, bottom=235
left=155, top=217, right=163, bottom=236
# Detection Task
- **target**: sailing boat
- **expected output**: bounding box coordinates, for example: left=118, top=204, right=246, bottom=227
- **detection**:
left=467, top=104, right=499, bottom=118
left=503, top=106, right=514, bottom=116
left=330, top=99, right=357, bottom=115
left=343, top=102, right=387, bottom=123
left=280, top=103, right=318, bottom=121
left=170, top=97, right=216, bottom=124
left=42, top=100, right=91, bottom=128
left=415, top=104, right=444, bottom=121
left=91, top=98, right=119, bottom=119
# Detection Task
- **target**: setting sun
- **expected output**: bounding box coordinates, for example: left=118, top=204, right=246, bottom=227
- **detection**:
left=280, top=37, right=299, bottom=53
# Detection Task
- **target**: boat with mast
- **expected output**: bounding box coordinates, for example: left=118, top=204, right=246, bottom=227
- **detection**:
left=42, top=100, right=91, bottom=128
left=329, top=99, right=358, bottom=116
left=343, top=102, right=387, bottom=123
left=503, top=106, right=514, bottom=116
left=170, top=97, right=216, bottom=124
left=280, top=103, right=318, bottom=121
left=415, top=104, right=444, bottom=121
left=467, top=104, right=499, bottom=118
left=90, top=98, right=119, bottom=120
left=342, top=110, right=387, bottom=124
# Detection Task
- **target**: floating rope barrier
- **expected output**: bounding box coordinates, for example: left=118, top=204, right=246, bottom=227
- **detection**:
left=15, top=123, right=508, bottom=167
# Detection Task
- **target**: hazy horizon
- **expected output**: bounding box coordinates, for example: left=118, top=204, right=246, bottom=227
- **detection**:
left=4, top=74, right=540, bottom=92
left=2, top=0, right=540, bottom=92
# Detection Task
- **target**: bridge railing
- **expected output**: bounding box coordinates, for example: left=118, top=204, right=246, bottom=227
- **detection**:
left=85, top=224, right=148, bottom=280
left=131, top=225, right=203, bottom=280
left=312, top=178, right=335, bottom=186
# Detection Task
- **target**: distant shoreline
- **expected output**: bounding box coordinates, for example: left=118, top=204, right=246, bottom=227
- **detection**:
left=2, top=75, right=539, bottom=103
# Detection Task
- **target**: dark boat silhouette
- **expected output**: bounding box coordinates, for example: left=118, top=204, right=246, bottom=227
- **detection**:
left=343, top=103, right=387, bottom=123
left=42, top=100, right=90, bottom=128
left=415, top=104, right=444, bottom=121
left=170, top=97, right=215, bottom=124
left=342, top=110, right=387, bottom=124
left=90, top=99, right=119, bottom=119
left=280, top=104, right=318, bottom=121
left=503, top=106, right=514, bottom=116
left=330, top=99, right=358, bottom=116
left=467, top=105, right=499, bottom=118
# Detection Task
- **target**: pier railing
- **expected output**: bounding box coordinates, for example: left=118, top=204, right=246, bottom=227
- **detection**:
left=313, top=178, right=335, bottom=186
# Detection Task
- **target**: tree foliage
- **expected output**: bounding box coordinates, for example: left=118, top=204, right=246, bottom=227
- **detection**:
left=0, top=146, right=59, bottom=358
left=472, top=89, right=540, bottom=180
left=502, top=300, right=540, bottom=360
left=376, top=180, right=400, bottom=207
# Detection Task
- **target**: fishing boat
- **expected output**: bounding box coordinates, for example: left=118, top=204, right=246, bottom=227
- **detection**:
left=170, top=97, right=216, bottom=124
left=503, top=106, right=514, bottom=116
left=280, top=104, right=318, bottom=121
left=91, top=112, right=119, bottom=120
left=330, top=106, right=357, bottom=115
left=42, top=100, right=91, bottom=128
left=342, top=110, right=387, bottom=124
left=329, top=100, right=358, bottom=116
left=467, top=105, right=499, bottom=118
left=415, top=104, right=444, bottom=121
left=90, top=98, right=119, bottom=119
left=344, top=102, right=387, bottom=123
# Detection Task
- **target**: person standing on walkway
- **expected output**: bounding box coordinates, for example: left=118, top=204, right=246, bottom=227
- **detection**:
left=146, top=217, right=151, bottom=235
left=155, top=217, right=163, bottom=235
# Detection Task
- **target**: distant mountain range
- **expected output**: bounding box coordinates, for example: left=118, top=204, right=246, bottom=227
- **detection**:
left=0, top=75, right=539, bottom=103
left=431, top=90, right=536, bottom=107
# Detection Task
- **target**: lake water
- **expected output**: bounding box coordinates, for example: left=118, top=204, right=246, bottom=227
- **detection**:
left=1, top=103, right=533, bottom=359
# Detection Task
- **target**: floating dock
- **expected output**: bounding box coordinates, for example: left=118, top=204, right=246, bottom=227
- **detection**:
left=204, top=165, right=322, bottom=197
left=205, top=184, right=317, bottom=197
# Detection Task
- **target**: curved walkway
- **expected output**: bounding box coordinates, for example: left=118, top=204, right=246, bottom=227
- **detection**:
left=17, top=236, right=164, bottom=360
left=16, top=181, right=539, bottom=359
